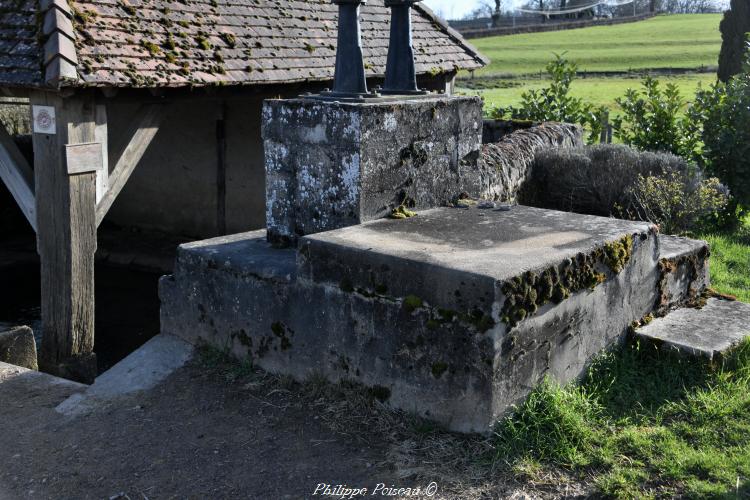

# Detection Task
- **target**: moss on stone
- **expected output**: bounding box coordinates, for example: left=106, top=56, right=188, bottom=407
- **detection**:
left=501, top=234, right=638, bottom=330
left=389, top=205, right=417, bottom=219
left=604, top=235, right=634, bottom=274
left=370, top=385, right=391, bottom=402
left=403, top=295, right=423, bottom=313
left=271, top=322, right=292, bottom=351
left=140, top=40, right=161, bottom=56
left=221, top=33, right=236, bottom=48
left=339, top=278, right=354, bottom=293
left=431, top=362, right=448, bottom=378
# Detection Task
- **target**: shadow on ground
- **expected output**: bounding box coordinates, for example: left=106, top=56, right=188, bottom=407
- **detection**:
left=0, top=350, right=589, bottom=500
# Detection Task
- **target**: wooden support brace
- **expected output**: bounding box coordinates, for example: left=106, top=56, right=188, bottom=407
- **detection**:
left=32, top=91, right=98, bottom=383
left=0, top=123, right=37, bottom=231
left=96, top=103, right=164, bottom=227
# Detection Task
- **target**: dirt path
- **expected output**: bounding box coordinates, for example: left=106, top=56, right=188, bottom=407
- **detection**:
left=0, top=356, right=589, bottom=499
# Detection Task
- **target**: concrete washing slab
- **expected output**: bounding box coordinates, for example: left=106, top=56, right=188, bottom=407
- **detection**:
left=56, top=334, right=194, bottom=416
left=0, top=361, right=85, bottom=392
left=161, top=206, right=713, bottom=433
left=637, top=298, right=750, bottom=359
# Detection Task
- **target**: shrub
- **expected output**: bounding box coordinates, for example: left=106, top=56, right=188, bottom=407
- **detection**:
left=623, top=171, right=730, bottom=235
left=612, top=77, right=703, bottom=163
left=717, top=0, right=750, bottom=83
left=523, top=144, right=729, bottom=235
left=523, top=144, right=689, bottom=216
left=489, top=54, right=606, bottom=144
left=695, top=54, right=750, bottom=211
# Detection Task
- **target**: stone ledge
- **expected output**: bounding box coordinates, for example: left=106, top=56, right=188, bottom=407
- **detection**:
left=637, top=298, right=750, bottom=360
left=299, top=205, right=654, bottom=313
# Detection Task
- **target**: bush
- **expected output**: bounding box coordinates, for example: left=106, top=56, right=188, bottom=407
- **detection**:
left=524, top=144, right=688, bottom=216
left=695, top=55, right=750, bottom=211
left=489, top=54, right=606, bottom=144
left=612, top=77, right=703, bottom=163
left=523, top=144, right=729, bottom=235
left=623, top=171, right=730, bottom=235
left=717, top=0, right=750, bottom=83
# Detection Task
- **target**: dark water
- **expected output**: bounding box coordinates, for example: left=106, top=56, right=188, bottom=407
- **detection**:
left=0, top=260, right=161, bottom=374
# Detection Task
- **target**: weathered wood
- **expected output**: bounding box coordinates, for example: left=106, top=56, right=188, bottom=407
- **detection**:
left=95, top=104, right=109, bottom=204
left=65, top=142, right=103, bottom=175
left=0, top=123, right=36, bottom=231
left=96, top=103, right=164, bottom=227
left=216, top=103, right=227, bottom=235
left=32, top=91, right=98, bottom=383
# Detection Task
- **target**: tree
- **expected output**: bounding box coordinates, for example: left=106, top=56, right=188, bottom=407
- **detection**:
left=463, top=1, right=494, bottom=19
left=718, top=0, right=750, bottom=82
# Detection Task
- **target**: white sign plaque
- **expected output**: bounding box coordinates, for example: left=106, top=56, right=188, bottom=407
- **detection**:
left=32, top=105, right=56, bottom=135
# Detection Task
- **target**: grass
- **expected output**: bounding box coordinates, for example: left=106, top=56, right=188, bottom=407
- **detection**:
left=471, top=14, right=722, bottom=77
left=458, top=73, right=716, bottom=116
left=494, top=338, right=750, bottom=498
left=492, top=218, right=750, bottom=498
left=701, top=216, right=750, bottom=303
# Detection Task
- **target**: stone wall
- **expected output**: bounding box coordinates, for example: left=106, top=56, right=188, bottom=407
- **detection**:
left=471, top=122, right=583, bottom=203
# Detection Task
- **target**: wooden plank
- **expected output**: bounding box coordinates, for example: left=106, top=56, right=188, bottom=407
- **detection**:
left=32, top=91, right=98, bottom=383
left=65, top=142, right=103, bottom=174
left=216, top=103, right=227, bottom=235
left=95, top=103, right=164, bottom=227
left=95, top=104, right=109, bottom=204
left=0, top=122, right=36, bottom=231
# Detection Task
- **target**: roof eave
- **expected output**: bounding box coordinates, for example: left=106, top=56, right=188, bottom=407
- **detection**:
left=40, top=0, right=80, bottom=89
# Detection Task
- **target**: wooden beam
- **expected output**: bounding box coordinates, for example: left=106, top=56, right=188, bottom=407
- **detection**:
left=0, top=123, right=36, bottom=231
left=94, top=104, right=108, bottom=204
left=96, top=103, right=164, bottom=227
left=32, top=91, right=98, bottom=383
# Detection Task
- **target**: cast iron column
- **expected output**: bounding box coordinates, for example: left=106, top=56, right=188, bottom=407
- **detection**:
left=331, top=0, right=369, bottom=97
left=382, top=0, right=425, bottom=95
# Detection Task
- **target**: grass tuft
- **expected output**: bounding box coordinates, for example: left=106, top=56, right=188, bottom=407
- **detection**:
left=492, top=338, right=750, bottom=498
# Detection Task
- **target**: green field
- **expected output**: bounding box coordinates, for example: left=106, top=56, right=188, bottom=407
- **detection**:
left=471, top=14, right=722, bottom=76
left=460, top=73, right=717, bottom=113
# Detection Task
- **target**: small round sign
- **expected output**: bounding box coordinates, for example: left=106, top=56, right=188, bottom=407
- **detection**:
left=32, top=105, right=56, bottom=135
left=36, top=109, right=53, bottom=130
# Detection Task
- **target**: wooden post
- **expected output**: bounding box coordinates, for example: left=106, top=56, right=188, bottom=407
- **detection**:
left=31, top=91, right=100, bottom=383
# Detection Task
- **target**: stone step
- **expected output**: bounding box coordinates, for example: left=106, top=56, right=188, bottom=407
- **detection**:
left=636, top=298, right=750, bottom=360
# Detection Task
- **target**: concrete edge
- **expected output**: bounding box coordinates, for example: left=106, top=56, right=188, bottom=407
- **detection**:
left=56, top=334, right=194, bottom=417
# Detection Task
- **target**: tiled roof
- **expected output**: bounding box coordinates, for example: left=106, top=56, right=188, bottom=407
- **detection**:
left=0, top=0, right=43, bottom=86
left=0, top=0, right=488, bottom=89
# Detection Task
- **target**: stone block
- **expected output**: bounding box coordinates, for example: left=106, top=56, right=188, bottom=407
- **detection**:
left=262, top=96, right=484, bottom=246
left=0, top=326, right=38, bottom=370
left=160, top=207, right=697, bottom=433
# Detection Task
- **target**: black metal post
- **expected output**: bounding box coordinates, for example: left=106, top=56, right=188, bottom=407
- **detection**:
left=331, top=0, right=369, bottom=97
left=382, top=0, right=426, bottom=95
